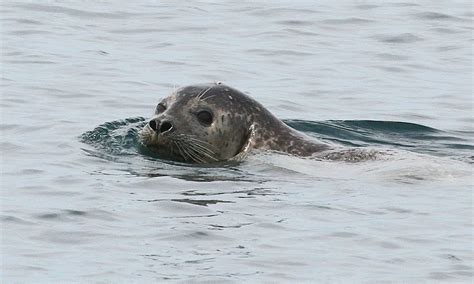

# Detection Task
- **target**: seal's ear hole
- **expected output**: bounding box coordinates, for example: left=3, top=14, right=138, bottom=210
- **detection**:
left=156, top=103, right=166, bottom=113
left=196, top=110, right=213, bottom=126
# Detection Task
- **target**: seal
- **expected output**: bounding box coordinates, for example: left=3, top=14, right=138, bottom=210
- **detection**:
left=139, top=82, right=330, bottom=163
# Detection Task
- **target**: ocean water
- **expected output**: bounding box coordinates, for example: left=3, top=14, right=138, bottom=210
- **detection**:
left=1, top=1, right=473, bottom=283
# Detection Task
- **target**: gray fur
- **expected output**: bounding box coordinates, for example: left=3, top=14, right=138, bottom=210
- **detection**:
left=140, top=83, right=330, bottom=163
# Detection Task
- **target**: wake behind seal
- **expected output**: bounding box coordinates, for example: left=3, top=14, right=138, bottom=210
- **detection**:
left=139, top=82, right=330, bottom=163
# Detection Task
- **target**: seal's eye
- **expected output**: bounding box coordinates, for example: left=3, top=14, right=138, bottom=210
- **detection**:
left=156, top=103, right=166, bottom=113
left=196, top=110, right=213, bottom=125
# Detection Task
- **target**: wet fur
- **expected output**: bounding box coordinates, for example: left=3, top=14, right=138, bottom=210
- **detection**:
left=140, top=83, right=329, bottom=163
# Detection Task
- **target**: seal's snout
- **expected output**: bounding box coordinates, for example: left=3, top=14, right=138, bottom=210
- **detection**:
left=149, top=119, right=174, bottom=134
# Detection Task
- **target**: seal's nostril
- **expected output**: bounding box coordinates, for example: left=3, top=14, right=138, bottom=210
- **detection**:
left=159, top=121, right=173, bottom=133
left=149, top=120, right=158, bottom=131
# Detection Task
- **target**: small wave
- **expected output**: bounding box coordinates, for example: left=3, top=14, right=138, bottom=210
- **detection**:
left=374, top=33, right=424, bottom=44
left=246, top=48, right=313, bottom=57
left=275, top=20, right=314, bottom=26
left=35, top=209, right=118, bottom=221
left=9, top=30, right=52, bottom=36
left=6, top=60, right=56, bottom=65
left=430, top=27, right=463, bottom=34
left=414, top=12, right=463, bottom=21
left=373, top=65, right=407, bottom=73
left=250, top=7, right=319, bottom=17
left=354, top=4, right=379, bottom=10
left=80, top=118, right=473, bottom=165
left=282, top=28, right=319, bottom=37
left=384, top=2, right=419, bottom=7
left=107, top=28, right=166, bottom=35
left=285, top=120, right=473, bottom=162
left=2, top=18, right=44, bottom=25
left=13, top=3, right=142, bottom=19
left=79, top=117, right=258, bottom=181
left=321, top=18, right=374, bottom=25
left=80, top=117, right=146, bottom=156
left=375, top=53, right=410, bottom=61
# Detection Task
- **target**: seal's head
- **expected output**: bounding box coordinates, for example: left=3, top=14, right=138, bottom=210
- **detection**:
left=140, top=83, right=258, bottom=163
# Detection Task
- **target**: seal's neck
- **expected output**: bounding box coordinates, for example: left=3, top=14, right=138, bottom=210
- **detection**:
left=252, top=118, right=329, bottom=156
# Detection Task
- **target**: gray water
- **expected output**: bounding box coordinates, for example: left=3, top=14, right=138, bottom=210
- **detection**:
left=1, top=1, right=473, bottom=283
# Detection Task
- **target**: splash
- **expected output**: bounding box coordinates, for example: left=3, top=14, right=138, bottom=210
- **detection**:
left=80, top=118, right=473, bottom=164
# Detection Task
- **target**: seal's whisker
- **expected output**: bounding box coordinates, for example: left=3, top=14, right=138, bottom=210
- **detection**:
left=193, top=146, right=217, bottom=159
left=184, top=136, right=219, bottom=152
left=140, top=83, right=331, bottom=164
left=186, top=143, right=218, bottom=161
left=187, top=140, right=217, bottom=155
left=174, top=135, right=218, bottom=162
left=176, top=134, right=215, bottom=149
left=200, top=94, right=216, bottom=102
left=179, top=142, right=198, bottom=163
left=180, top=137, right=219, bottom=160
left=186, top=148, right=206, bottom=163
left=178, top=140, right=206, bottom=163
left=197, top=86, right=213, bottom=101
left=174, top=141, right=190, bottom=163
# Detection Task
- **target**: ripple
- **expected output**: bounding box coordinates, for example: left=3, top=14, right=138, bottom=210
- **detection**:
left=180, top=187, right=280, bottom=197
left=275, top=20, right=313, bottom=26
left=247, top=48, right=313, bottom=57
left=0, top=142, right=26, bottom=152
left=414, top=12, right=463, bottom=21
left=374, top=33, right=424, bottom=44
left=107, top=28, right=166, bottom=34
left=146, top=42, right=174, bottom=48
left=354, top=4, right=379, bottom=10
left=35, top=230, right=107, bottom=244
left=209, top=223, right=253, bottom=229
left=329, top=232, right=359, bottom=238
left=322, top=18, right=374, bottom=25
left=1, top=215, right=36, bottom=225
left=14, top=3, right=138, bottom=19
left=384, top=2, right=419, bottom=7
left=161, top=230, right=231, bottom=241
left=171, top=198, right=234, bottom=207
left=373, top=65, right=407, bottom=73
left=136, top=198, right=234, bottom=207
left=35, top=209, right=119, bottom=221
left=377, top=241, right=401, bottom=249
left=282, top=28, right=319, bottom=36
left=430, top=27, right=463, bottom=34
left=9, top=30, right=52, bottom=36
left=155, top=60, right=189, bottom=66
left=6, top=60, right=56, bottom=65
left=251, top=7, right=319, bottom=17
left=20, top=169, right=45, bottom=175
left=0, top=124, right=20, bottom=131
left=375, top=53, right=410, bottom=61
left=2, top=18, right=44, bottom=25
left=437, top=45, right=463, bottom=52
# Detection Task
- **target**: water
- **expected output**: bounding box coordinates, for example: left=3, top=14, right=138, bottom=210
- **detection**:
left=1, top=1, right=473, bottom=282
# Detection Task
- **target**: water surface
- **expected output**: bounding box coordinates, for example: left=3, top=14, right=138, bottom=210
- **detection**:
left=1, top=1, right=473, bottom=282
